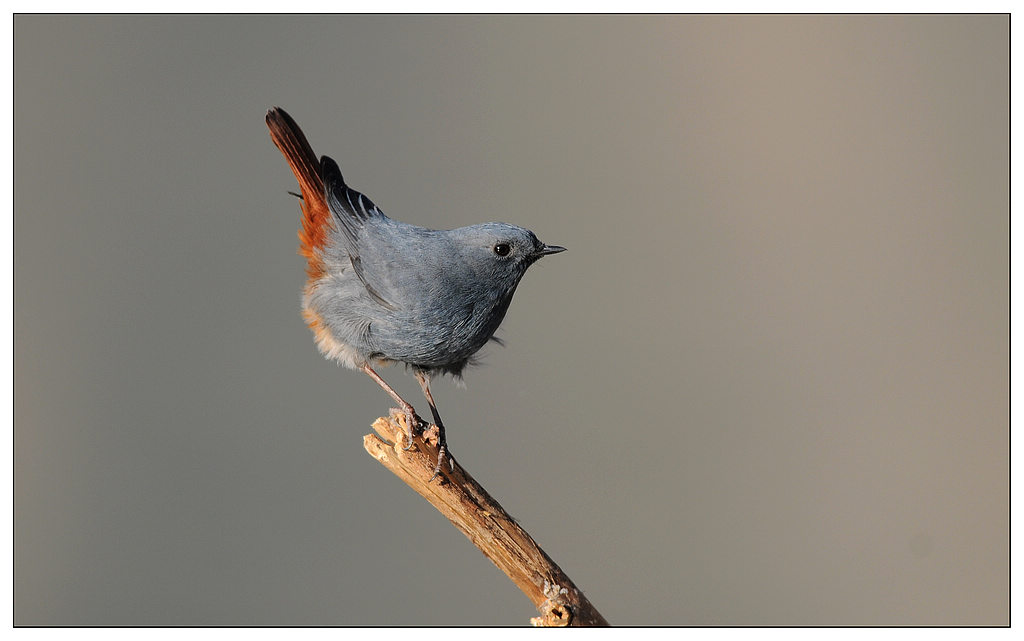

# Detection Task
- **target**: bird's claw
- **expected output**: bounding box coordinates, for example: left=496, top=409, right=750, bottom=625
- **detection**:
left=388, top=407, right=421, bottom=451
left=428, top=444, right=448, bottom=483
left=390, top=407, right=450, bottom=482
left=402, top=411, right=422, bottom=451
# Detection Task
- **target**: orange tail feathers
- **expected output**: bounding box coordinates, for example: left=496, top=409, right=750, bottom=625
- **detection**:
left=266, top=107, right=333, bottom=280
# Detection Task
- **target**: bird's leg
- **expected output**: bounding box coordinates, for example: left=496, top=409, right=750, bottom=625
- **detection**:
left=415, top=371, right=450, bottom=482
left=360, top=363, right=420, bottom=450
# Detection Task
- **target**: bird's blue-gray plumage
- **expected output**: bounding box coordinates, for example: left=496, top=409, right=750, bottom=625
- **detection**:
left=267, top=106, right=563, bottom=479
left=306, top=155, right=564, bottom=378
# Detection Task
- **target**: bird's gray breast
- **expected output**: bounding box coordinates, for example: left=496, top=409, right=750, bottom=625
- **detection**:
left=375, top=266, right=512, bottom=369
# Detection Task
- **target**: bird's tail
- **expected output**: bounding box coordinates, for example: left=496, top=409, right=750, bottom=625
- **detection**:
left=266, top=107, right=333, bottom=280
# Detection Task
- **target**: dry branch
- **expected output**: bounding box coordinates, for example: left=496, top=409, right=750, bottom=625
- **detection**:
left=363, top=412, right=609, bottom=627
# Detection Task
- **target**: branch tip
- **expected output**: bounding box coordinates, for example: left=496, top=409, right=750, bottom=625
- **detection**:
left=362, top=413, right=608, bottom=626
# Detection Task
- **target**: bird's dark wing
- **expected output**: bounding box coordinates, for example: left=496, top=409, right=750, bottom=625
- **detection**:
left=321, top=155, right=388, bottom=249
left=321, top=155, right=402, bottom=310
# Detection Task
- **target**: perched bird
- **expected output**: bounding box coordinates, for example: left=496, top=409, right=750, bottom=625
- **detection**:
left=266, top=107, right=565, bottom=479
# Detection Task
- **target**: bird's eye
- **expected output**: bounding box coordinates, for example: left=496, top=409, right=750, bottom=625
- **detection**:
left=493, top=243, right=511, bottom=257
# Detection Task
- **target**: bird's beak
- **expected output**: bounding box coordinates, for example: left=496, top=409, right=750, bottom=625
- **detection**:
left=537, top=244, right=567, bottom=256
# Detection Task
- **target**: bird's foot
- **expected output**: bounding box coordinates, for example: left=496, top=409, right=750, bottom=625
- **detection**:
left=389, top=407, right=424, bottom=451
left=422, top=424, right=452, bottom=483
left=428, top=444, right=449, bottom=483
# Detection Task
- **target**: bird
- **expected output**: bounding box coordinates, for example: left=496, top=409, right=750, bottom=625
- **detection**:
left=266, top=107, right=565, bottom=480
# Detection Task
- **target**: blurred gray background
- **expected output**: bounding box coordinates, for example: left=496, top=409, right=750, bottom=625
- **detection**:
left=14, top=15, right=1008, bottom=625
